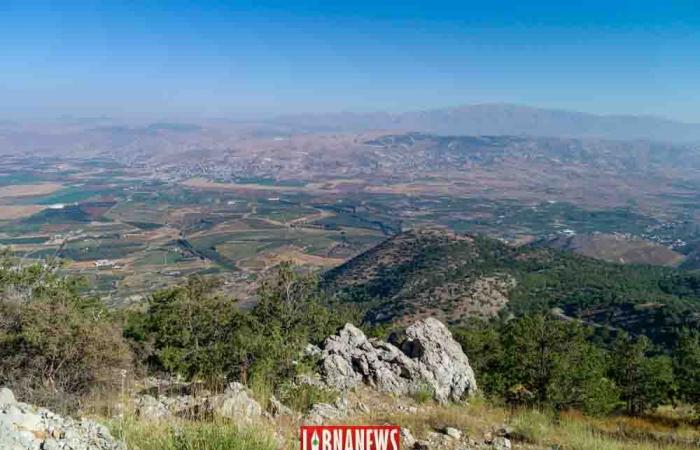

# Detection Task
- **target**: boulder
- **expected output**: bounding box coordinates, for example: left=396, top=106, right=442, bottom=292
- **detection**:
left=136, top=395, right=172, bottom=421
left=0, top=389, right=123, bottom=450
left=318, top=318, right=477, bottom=402
left=403, top=318, right=478, bottom=403
left=211, top=382, right=262, bottom=424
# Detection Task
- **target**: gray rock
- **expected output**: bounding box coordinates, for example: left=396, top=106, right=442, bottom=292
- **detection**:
left=318, top=318, right=477, bottom=402
left=403, top=318, right=478, bottom=403
left=491, top=437, right=511, bottom=450
left=401, top=427, right=416, bottom=449
left=0, top=389, right=123, bottom=450
left=160, top=394, right=211, bottom=419
left=136, top=394, right=172, bottom=421
left=444, top=426, right=462, bottom=440
left=211, top=382, right=262, bottom=424
left=422, top=431, right=454, bottom=448
left=304, top=343, right=322, bottom=357
left=0, top=387, right=16, bottom=405
left=304, top=402, right=345, bottom=425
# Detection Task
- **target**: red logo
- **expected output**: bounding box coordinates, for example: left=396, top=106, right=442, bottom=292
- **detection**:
left=301, top=426, right=401, bottom=450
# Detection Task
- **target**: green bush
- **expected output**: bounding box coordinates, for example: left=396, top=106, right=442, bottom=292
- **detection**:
left=411, top=383, right=435, bottom=404
left=0, top=255, right=133, bottom=412
left=127, top=263, right=355, bottom=400
left=454, top=315, right=619, bottom=415
left=276, top=380, right=337, bottom=412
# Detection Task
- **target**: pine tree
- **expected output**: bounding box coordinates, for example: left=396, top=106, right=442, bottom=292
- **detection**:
left=610, top=335, right=673, bottom=416
left=673, top=330, right=700, bottom=413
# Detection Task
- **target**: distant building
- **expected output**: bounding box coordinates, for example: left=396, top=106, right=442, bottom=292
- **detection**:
left=94, top=259, right=115, bottom=268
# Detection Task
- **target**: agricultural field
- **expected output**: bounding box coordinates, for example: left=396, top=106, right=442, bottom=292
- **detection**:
left=3, top=137, right=700, bottom=305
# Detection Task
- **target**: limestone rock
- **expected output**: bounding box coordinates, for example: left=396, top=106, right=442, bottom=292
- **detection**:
left=0, top=387, right=16, bottom=405
left=491, top=436, right=511, bottom=450
left=211, top=382, right=262, bottom=423
left=304, top=402, right=345, bottom=425
left=400, top=427, right=416, bottom=449
left=136, top=394, right=172, bottom=421
left=0, top=389, right=123, bottom=450
left=318, top=318, right=477, bottom=402
left=444, top=426, right=462, bottom=440
left=403, top=318, right=478, bottom=402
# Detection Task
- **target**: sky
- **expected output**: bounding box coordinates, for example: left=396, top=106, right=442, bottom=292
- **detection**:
left=1, top=1, right=699, bottom=121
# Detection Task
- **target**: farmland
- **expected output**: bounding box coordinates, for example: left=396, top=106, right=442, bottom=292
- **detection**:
left=3, top=131, right=700, bottom=304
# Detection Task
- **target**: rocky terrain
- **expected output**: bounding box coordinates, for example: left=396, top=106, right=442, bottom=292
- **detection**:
left=0, top=387, right=123, bottom=450
left=1, top=318, right=505, bottom=450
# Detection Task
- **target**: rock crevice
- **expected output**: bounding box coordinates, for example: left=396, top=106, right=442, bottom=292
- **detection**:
left=318, top=317, right=477, bottom=403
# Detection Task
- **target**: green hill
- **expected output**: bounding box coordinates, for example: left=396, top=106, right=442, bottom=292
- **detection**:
left=323, top=228, right=700, bottom=346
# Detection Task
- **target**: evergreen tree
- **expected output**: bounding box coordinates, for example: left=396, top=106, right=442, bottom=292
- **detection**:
left=673, top=330, right=700, bottom=413
left=496, top=315, right=617, bottom=414
left=610, top=335, right=674, bottom=416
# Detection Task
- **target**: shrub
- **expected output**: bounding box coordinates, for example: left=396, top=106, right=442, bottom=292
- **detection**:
left=411, top=383, right=435, bottom=404
left=276, top=380, right=337, bottom=412
left=0, top=256, right=133, bottom=412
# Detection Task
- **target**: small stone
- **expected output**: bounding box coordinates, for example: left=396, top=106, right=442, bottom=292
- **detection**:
left=444, top=427, right=462, bottom=440
left=491, top=436, right=511, bottom=450
left=401, top=427, right=416, bottom=448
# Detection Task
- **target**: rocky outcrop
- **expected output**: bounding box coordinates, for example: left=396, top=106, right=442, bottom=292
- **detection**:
left=0, top=387, right=123, bottom=450
left=210, top=382, right=262, bottom=424
left=136, top=382, right=262, bottom=424
left=318, top=317, right=477, bottom=403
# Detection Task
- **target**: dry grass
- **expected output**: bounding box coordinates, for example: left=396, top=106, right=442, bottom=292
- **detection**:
left=86, top=387, right=700, bottom=450
left=0, top=204, right=45, bottom=219
left=109, top=416, right=278, bottom=450
left=511, top=408, right=698, bottom=450
left=181, top=178, right=300, bottom=192
left=255, top=246, right=345, bottom=269
left=0, top=183, right=63, bottom=198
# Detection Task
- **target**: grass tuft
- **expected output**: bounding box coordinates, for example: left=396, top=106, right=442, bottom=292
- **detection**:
left=108, top=415, right=278, bottom=450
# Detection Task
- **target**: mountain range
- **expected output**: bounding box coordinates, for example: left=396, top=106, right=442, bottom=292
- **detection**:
left=272, top=103, right=700, bottom=143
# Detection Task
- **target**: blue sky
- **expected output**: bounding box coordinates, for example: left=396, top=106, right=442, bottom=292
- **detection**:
left=1, top=1, right=698, bottom=121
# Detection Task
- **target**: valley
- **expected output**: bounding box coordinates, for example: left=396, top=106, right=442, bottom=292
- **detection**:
left=3, top=129, right=700, bottom=304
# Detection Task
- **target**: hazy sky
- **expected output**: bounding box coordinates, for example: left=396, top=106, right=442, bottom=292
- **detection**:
left=1, top=1, right=699, bottom=121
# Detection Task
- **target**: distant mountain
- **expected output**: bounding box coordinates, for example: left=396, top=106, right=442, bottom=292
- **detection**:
left=323, top=228, right=700, bottom=346
left=272, top=104, right=700, bottom=143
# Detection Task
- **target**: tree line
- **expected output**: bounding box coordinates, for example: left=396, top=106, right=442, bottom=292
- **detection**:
left=0, top=251, right=698, bottom=419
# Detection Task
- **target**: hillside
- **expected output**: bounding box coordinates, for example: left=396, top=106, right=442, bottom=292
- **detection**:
left=537, top=233, right=686, bottom=267
left=323, top=228, right=700, bottom=345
